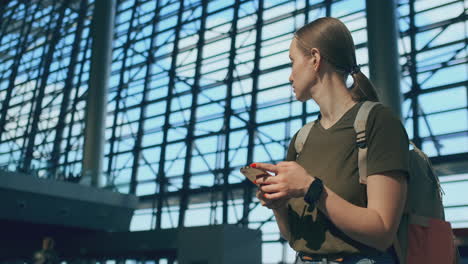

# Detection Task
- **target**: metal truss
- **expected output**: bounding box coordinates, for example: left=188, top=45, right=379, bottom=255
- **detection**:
left=0, top=0, right=92, bottom=180
left=0, top=0, right=467, bottom=263
left=398, top=0, right=467, bottom=156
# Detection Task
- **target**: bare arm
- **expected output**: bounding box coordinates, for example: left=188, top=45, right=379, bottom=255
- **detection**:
left=255, top=162, right=407, bottom=251
left=273, top=204, right=291, bottom=241
left=317, top=171, right=407, bottom=251
left=256, top=189, right=291, bottom=241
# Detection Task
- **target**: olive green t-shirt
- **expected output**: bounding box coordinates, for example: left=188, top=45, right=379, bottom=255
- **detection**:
left=285, top=102, right=409, bottom=256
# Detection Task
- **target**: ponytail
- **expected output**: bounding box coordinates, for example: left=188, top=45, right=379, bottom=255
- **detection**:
left=350, top=71, right=380, bottom=102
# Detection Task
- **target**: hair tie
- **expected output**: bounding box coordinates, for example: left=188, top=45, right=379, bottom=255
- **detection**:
left=350, top=65, right=361, bottom=75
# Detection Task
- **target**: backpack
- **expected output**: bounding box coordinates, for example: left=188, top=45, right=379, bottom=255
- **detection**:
left=294, top=101, right=459, bottom=264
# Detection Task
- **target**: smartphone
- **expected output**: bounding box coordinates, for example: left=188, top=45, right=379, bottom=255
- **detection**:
left=240, top=166, right=270, bottom=184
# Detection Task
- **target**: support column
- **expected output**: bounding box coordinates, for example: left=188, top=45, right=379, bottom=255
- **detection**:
left=366, top=0, right=402, bottom=118
left=82, top=0, right=116, bottom=187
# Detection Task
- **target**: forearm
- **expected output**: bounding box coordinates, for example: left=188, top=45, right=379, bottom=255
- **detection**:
left=273, top=205, right=291, bottom=241
left=253, top=162, right=406, bottom=252
left=317, top=186, right=393, bottom=251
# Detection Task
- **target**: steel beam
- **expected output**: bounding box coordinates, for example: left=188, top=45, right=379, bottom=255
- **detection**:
left=64, top=27, right=92, bottom=177
left=301, top=0, right=311, bottom=126
left=106, top=0, right=139, bottom=188
left=23, top=0, right=69, bottom=172
left=178, top=0, right=209, bottom=228
left=366, top=0, right=403, bottom=118
left=49, top=0, right=88, bottom=177
left=156, top=0, right=185, bottom=229
left=0, top=0, right=16, bottom=49
left=242, top=0, right=263, bottom=227
left=408, top=0, right=421, bottom=148
left=83, top=0, right=116, bottom=187
left=130, top=0, right=162, bottom=196
left=0, top=2, right=38, bottom=144
left=19, top=2, right=58, bottom=167
left=222, top=0, right=241, bottom=224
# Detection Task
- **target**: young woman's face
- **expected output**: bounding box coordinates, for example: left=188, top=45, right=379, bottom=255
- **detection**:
left=288, top=38, right=317, bottom=102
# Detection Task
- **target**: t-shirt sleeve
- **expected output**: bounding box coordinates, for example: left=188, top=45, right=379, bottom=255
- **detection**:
left=366, top=105, right=410, bottom=177
left=285, top=132, right=298, bottom=161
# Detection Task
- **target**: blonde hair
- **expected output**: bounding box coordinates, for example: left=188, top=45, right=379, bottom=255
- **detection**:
left=294, top=17, right=379, bottom=102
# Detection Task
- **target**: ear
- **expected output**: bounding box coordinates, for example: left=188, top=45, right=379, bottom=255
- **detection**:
left=309, top=48, right=322, bottom=72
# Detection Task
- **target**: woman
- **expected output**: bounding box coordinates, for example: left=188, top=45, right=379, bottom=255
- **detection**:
left=252, top=17, right=409, bottom=264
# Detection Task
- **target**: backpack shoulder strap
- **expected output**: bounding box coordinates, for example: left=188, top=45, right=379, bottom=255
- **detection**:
left=353, top=101, right=381, bottom=184
left=294, top=120, right=317, bottom=159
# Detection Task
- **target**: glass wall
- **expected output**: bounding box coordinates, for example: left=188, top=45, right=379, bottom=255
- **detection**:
left=0, top=0, right=466, bottom=263
left=0, top=1, right=92, bottom=179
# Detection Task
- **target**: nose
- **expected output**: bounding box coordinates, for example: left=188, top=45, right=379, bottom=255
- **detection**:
left=288, top=74, right=293, bottom=85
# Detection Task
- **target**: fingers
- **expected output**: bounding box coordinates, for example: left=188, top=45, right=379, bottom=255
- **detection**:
left=257, top=194, right=285, bottom=208
left=256, top=189, right=269, bottom=201
left=256, top=189, right=262, bottom=199
left=256, top=191, right=272, bottom=207
left=259, top=183, right=281, bottom=193
left=277, top=161, right=296, bottom=167
left=264, top=192, right=287, bottom=200
left=254, top=173, right=269, bottom=185
left=255, top=175, right=277, bottom=185
left=251, top=162, right=278, bottom=173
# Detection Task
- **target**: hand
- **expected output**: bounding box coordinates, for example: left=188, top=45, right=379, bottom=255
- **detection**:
left=256, top=189, right=289, bottom=209
left=253, top=161, right=314, bottom=200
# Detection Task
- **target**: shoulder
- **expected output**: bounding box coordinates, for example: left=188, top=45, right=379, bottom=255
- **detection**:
left=286, top=131, right=299, bottom=161
left=368, top=103, right=400, bottom=124
left=364, top=102, right=409, bottom=147
left=364, top=102, right=410, bottom=176
left=366, top=103, right=405, bottom=133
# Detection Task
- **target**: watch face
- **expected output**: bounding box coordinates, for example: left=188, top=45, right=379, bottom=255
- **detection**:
left=240, top=166, right=269, bottom=183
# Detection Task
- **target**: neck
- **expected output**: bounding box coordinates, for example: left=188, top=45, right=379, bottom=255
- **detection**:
left=312, top=73, right=356, bottom=127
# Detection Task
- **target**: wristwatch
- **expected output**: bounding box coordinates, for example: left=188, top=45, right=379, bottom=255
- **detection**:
left=304, top=177, right=324, bottom=205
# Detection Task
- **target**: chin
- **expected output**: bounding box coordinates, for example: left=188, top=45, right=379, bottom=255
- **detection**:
left=295, top=94, right=307, bottom=102
left=296, top=97, right=307, bottom=102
